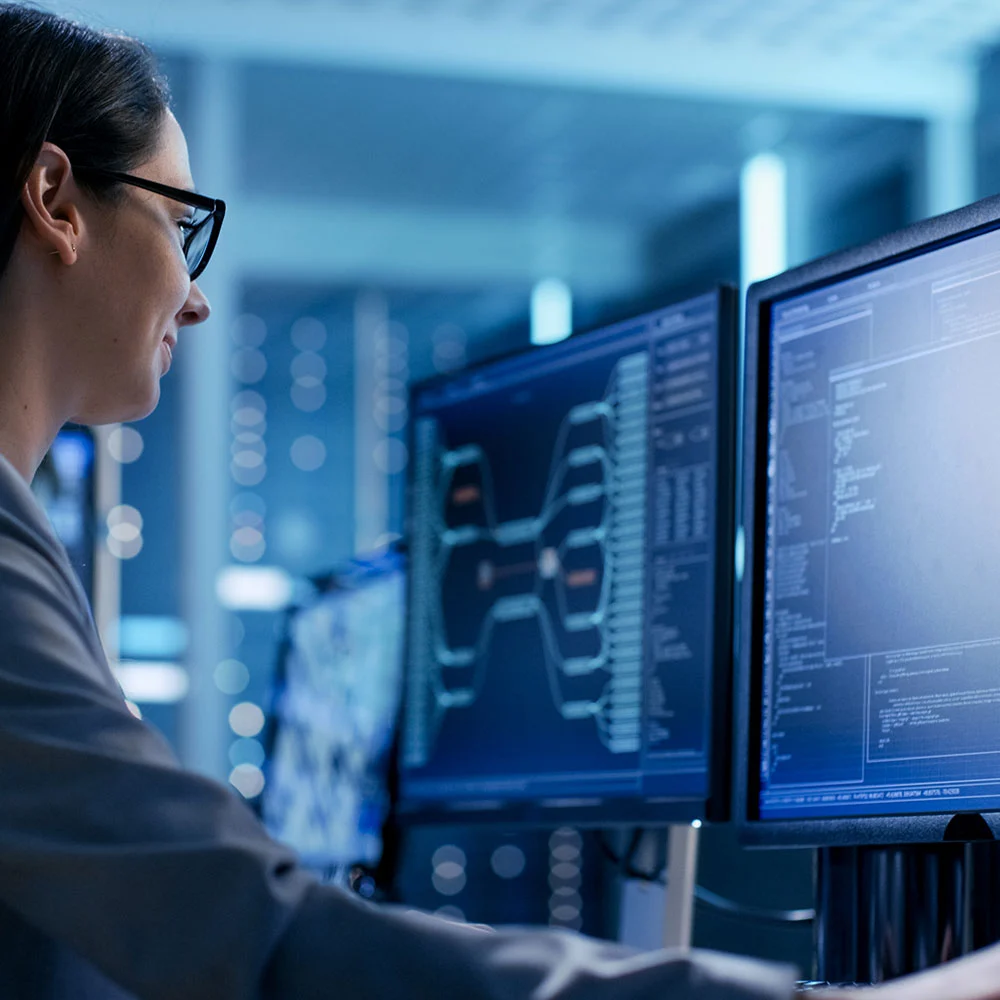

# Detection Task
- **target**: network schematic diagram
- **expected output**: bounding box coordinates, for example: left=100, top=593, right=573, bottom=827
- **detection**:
left=402, top=295, right=726, bottom=816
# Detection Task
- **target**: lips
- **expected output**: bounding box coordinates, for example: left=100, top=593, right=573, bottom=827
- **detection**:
left=161, top=335, right=176, bottom=372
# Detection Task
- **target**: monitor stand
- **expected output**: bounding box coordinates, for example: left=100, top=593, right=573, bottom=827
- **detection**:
left=815, top=819, right=1000, bottom=983
left=663, top=824, right=700, bottom=950
left=616, top=825, right=700, bottom=952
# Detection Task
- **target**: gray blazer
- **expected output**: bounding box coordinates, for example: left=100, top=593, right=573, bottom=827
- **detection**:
left=0, top=451, right=795, bottom=1000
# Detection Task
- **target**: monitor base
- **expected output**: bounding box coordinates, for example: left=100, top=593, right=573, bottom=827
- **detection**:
left=815, top=838, right=1000, bottom=983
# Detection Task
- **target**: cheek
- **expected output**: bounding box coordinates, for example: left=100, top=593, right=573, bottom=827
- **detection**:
left=166, top=256, right=194, bottom=316
left=136, top=239, right=191, bottom=327
left=91, top=223, right=190, bottom=339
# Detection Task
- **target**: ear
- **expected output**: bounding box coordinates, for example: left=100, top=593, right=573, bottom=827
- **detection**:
left=19, top=142, right=85, bottom=265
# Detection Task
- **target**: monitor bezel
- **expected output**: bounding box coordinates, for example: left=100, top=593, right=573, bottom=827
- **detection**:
left=736, top=195, right=1000, bottom=848
left=396, top=286, right=739, bottom=828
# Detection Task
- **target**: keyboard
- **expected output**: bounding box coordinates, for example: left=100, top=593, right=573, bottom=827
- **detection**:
left=796, top=983, right=873, bottom=993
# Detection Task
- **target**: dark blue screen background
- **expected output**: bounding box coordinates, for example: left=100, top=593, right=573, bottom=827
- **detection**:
left=402, top=295, right=722, bottom=814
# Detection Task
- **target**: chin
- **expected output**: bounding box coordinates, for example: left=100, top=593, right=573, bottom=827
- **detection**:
left=121, top=386, right=161, bottom=423
left=74, top=382, right=161, bottom=426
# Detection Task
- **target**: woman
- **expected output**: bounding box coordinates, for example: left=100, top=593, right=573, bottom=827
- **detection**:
left=0, top=6, right=998, bottom=1000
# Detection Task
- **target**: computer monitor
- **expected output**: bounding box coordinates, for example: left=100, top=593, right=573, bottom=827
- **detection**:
left=399, top=289, right=738, bottom=825
left=738, top=196, right=1000, bottom=846
left=262, top=553, right=405, bottom=877
left=32, top=424, right=97, bottom=602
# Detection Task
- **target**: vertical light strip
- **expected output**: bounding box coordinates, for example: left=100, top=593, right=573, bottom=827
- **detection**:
left=740, top=151, right=788, bottom=296
left=925, top=114, right=976, bottom=218
left=736, top=151, right=788, bottom=588
left=181, top=57, right=238, bottom=781
left=530, top=278, right=573, bottom=346
left=91, top=424, right=122, bottom=661
left=354, top=290, right=390, bottom=554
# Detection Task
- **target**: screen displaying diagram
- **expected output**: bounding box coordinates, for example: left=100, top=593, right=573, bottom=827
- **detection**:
left=401, top=294, right=724, bottom=813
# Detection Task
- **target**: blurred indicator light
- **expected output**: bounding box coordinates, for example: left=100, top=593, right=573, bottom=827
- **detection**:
left=113, top=661, right=189, bottom=704
left=215, top=565, right=292, bottom=611
left=229, top=701, right=265, bottom=738
left=531, top=278, right=572, bottom=346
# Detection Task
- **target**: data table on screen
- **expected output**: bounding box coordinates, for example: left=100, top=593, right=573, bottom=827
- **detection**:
left=758, top=227, right=1000, bottom=821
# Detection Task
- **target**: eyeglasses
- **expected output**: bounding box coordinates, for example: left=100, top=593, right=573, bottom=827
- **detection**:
left=73, top=166, right=226, bottom=281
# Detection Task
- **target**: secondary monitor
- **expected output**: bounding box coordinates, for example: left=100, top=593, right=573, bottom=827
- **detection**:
left=399, top=289, right=738, bottom=825
left=738, top=196, right=1000, bottom=846
left=32, top=424, right=97, bottom=602
left=262, top=554, right=405, bottom=878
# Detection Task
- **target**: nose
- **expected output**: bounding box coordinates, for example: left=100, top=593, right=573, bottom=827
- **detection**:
left=177, top=281, right=211, bottom=328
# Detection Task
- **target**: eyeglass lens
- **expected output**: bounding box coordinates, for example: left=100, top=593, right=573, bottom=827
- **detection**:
left=184, top=213, right=215, bottom=277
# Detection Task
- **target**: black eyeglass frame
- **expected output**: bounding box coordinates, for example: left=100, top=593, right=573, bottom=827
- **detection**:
left=74, top=166, right=226, bottom=281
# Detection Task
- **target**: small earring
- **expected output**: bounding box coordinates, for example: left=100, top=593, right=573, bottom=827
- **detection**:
left=48, top=244, right=76, bottom=256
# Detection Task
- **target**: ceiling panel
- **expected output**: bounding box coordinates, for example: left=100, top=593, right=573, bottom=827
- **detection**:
left=239, top=60, right=919, bottom=225
left=258, top=0, right=1000, bottom=62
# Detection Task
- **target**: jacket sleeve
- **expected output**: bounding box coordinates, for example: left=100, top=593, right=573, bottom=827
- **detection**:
left=0, top=523, right=796, bottom=1000
left=0, top=521, right=315, bottom=1000
left=264, top=886, right=799, bottom=1000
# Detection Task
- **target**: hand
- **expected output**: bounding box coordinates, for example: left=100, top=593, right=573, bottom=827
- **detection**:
left=813, top=943, right=1000, bottom=1000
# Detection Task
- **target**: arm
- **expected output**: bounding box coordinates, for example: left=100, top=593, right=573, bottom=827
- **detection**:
left=0, top=524, right=797, bottom=1000
left=814, top=945, right=1000, bottom=1000
left=265, top=885, right=799, bottom=1000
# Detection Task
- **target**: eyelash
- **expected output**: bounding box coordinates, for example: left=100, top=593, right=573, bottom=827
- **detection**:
left=176, top=219, right=197, bottom=250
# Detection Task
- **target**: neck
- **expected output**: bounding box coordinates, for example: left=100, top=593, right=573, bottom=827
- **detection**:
left=0, top=280, right=72, bottom=482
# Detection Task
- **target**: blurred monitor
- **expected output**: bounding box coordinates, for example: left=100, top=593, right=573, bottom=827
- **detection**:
left=399, top=289, right=738, bottom=825
left=32, top=424, right=96, bottom=601
left=261, top=554, right=404, bottom=879
left=738, top=196, right=1000, bottom=846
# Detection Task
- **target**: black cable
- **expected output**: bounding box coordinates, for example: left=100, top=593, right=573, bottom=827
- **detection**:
left=600, top=828, right=667, bottom=883
left=599, top=831, right=815, bottom=926
left=694, top=886, right=815, bottom=926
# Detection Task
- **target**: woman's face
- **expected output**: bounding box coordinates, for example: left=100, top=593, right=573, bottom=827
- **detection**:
left=68, top=111, right=210, bottom=425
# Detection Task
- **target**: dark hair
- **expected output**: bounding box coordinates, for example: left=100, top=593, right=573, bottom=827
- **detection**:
left=0, top=3, right=171, bottom=279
